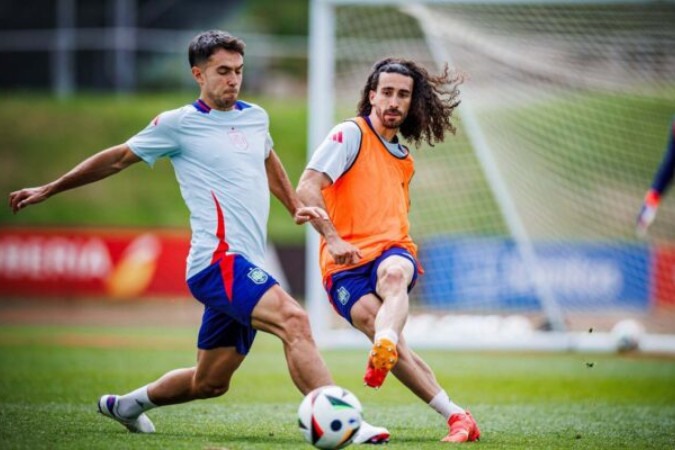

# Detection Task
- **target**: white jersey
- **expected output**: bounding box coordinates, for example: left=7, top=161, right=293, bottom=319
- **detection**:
left=127, top=99, right=273, bottom=279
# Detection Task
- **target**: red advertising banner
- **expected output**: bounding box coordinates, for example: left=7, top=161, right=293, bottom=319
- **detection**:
left=653, top=246, right=675, bottom=307
left=0, top=227, right=191, bottom=299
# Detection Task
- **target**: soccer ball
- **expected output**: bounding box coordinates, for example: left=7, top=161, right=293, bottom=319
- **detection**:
left=611, top=319, right=645, bottom=353
left=298, top=386, right=363, bottom=449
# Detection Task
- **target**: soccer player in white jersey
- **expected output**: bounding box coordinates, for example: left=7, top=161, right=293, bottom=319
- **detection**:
left=8, top=30, right=389, bottom=444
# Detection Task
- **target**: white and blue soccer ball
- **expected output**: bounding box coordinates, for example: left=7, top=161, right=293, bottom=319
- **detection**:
left=298, top=385, right=362, bottom=449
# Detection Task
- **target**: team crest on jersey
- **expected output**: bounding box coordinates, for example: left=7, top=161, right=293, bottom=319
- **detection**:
left=228, top=129, right=249, bottom=150
left=247, top=267, right=268, bottom=285
left=337, top=286, right=350, bottom=305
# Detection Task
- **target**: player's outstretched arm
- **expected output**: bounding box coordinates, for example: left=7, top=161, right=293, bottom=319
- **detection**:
left=265, top=149, right=302, bottom=215
left=265, top=149, right=327, bottom=224
left=8, top=144, right=141, bottom=214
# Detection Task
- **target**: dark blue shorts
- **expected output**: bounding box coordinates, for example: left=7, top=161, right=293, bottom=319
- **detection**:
left=187, top=254, right=278, bottom=354
left=324, top=247, right=418, bottom=324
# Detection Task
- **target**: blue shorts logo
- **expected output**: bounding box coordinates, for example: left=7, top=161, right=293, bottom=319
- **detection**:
left=247, top=267, right=269, bottom=285
left=337, top=286, right=350, bottom=305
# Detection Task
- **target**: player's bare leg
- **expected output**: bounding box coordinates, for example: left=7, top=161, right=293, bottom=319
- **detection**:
left=98, top=346, right=245, bottom=433
left=361, top=256, right=414, bottom=388
left=251, top=284, right=333, bottom=393
left=149, top=347, right=246, bottom=403
left=374, top=256, right=414, bottom=335
left=99, top=284, right=330, bottom=433
left=252, top=285, right=390, bottom=444
left=352, top=297, right=480, bottom=442
left=392, top=340, right=480, bottom=442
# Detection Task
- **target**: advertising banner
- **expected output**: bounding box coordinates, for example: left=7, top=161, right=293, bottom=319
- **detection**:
left=653, top=246, right=675, bottom=307
left=419, top=237, right=651, bottom=311
left=0, top=227, right=191, bottom=299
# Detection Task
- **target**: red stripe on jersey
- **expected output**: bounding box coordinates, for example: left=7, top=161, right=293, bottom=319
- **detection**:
left=211, top=192, right=230, bottom=262
left=331, top=131, right=343, bottom=143
left=219, top=254, right=235, bottom=302
left=210, top=192, right=234, bottom=301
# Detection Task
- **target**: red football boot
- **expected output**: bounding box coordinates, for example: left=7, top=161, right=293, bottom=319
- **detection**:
left=442, top=411, right=481, bottom=443
left=363, top=338, right=398, bottom=389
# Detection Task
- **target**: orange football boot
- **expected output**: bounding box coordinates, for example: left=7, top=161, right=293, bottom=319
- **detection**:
left=363, top=337, right=398, bottom=389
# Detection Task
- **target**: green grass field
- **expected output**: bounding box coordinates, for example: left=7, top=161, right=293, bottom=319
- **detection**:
left=1, top=311, right=674, bottom=450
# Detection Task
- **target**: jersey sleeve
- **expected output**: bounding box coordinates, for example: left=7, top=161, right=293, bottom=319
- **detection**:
left=265, top=132, right=274, bottom=158
left=126, top=110, right=181, bottom=167
left=307, top=121, right=361, bottom=183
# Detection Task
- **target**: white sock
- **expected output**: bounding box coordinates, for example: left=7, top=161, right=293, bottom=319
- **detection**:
left=117, top=385, right=157, bottom=418
left=374, top=329, right=399, bottom=345
left=429, top=390, right=465, bottom=420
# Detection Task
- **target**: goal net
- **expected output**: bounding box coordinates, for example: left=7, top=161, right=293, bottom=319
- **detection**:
left=306, top=0, right=675, bottom=352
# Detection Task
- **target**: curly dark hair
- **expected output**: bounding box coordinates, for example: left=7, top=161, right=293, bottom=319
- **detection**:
left=188, top=30, right=245, bottom=68
left=357, top=58, right=463, bottom=148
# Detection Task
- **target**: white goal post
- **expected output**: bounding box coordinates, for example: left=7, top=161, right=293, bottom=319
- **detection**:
left=305, top=0, right=675, bottom=352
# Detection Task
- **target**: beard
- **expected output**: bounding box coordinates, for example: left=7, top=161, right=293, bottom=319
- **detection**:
left=209, top=89, right=238, bottom=110
left=376, top=107, right=406, bottom=129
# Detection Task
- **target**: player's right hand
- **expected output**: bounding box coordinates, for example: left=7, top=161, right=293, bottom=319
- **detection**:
left=8, top=186, right=49, bottom=214
left=327, top=237, right=362, bottom=266
left=294, top=206, right=329, bottom=225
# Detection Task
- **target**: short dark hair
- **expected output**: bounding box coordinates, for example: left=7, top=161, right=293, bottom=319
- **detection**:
left=188, top=30, right=245, bottom=67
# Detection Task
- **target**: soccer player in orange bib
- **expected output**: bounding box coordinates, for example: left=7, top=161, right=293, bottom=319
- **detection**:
left=298, top=58, right=481, bottom=443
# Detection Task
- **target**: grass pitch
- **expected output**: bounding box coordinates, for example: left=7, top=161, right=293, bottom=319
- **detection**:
left=1, top=322, right=674, bottom=449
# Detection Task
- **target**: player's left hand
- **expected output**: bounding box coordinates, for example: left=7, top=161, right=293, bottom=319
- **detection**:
left=8, top=186, right=50, bottom=214
left=294, top=206, right=328, bottom=225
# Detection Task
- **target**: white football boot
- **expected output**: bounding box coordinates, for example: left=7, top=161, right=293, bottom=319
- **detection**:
left=353, top=420, right=390, bottom=444
left=98, top=395, right=155, bottom=433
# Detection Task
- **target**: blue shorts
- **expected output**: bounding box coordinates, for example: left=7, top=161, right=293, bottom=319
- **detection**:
left=324, top=247, right=419, bottom=324
left=187, top=254, right=278, bottom=354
